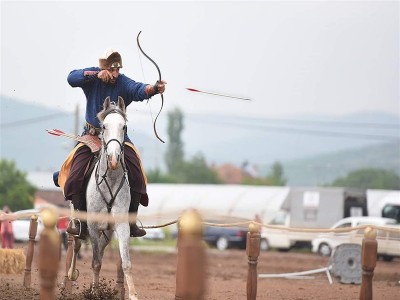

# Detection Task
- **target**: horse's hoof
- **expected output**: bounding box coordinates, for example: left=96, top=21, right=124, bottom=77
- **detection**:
left=68, top=269, right=80, bottom=281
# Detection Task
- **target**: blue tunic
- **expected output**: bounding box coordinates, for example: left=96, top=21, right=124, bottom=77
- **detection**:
left=63, top=67, right=150, bottom=203
left=67, top=67, right=149, bottom=131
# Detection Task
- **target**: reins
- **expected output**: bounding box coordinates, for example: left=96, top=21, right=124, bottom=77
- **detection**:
left=94, top=155, right=128, bottom=213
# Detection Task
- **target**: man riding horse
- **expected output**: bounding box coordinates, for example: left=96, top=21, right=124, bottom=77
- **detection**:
left=57, top=49, right=166, bottom=239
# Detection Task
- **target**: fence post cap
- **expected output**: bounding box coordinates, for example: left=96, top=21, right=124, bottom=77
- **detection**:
left=249, top=222, right=259, bottom=233
left=364, top=227, right=377, bottom=240
left=179, top=209, right=203, bottom=236
left=41, top=207, right=58, bottom=228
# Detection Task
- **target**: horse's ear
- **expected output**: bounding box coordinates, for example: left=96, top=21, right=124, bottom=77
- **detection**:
left=103, top=97, right=111, bottom=110
left=117, top=96, right=126, bottom=112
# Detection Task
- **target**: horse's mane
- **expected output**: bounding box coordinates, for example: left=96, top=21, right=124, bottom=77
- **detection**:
left=97, top=103, right=127, bottom=123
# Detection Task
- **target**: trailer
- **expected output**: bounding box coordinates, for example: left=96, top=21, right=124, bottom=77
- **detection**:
left=261, top=187, right=368, bottom=251
left=367, top=189, right=400, bottom=223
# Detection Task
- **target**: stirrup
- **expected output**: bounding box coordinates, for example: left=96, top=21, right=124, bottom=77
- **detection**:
left=67, top=218, right=87, bottom=240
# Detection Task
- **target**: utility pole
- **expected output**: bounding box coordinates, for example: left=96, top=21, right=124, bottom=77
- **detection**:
left=60, top=103, right=81, bottom=151
left=74, top=103, right=80, bottom=136
left=69, top=103, right=80, bottom=149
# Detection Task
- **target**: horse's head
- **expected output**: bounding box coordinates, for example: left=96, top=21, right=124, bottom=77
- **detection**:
left=97, top=96, right=127, bottom=170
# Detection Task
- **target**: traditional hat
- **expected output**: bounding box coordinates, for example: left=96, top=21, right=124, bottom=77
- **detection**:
left=99, top=49, right=123, bottom=69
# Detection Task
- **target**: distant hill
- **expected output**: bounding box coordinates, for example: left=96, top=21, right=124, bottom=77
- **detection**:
left=1, top=95, right=399, bottom=186
left=282, top=142, right=400, bottom=186
left=181, top=110, right=399, bottom=167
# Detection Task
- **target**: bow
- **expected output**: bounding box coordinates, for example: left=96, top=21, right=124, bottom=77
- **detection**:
left=136, top=31, right=165, bottom=143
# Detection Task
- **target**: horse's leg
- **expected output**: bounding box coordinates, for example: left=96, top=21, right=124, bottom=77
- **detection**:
left=89, top=226, right=111, bottom=288
left=89, top=226, right=101, bottom=287
left=68, top=237, right=81, bottom=281
left=67, top=203, right=81, bottom=281
left=115, top=222, right=138, bottom=300
left=116, top=255, right=125, bottom=299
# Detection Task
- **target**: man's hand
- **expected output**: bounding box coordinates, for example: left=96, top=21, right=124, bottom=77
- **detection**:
left=146, top=80, right=167, bottom=97
left=98, top=70, right=113, bottom=83
left=156, top=80, right=167, bottom=94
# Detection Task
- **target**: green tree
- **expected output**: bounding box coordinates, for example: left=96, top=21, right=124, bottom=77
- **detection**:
left=268, top=161, right=287, bottom=186
left=0, top=159, right=36, bottom=211
left=165, top=107, right=184, bottom=174
left=330, top=168, right=400, bottom=190
left=241, top=161, right=286, bottom=186
left=177, top=153, right=222, bottom=184
left=241, top=176, right=273, bottom=186
left=148, top=107, right=221, bottom=184
left=146, top=167, right=178, bottom=183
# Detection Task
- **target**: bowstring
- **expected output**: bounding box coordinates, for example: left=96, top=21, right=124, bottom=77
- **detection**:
left=137, top=45, right=155, bottom=128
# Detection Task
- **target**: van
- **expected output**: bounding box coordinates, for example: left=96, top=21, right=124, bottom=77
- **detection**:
left=311, top=216, right=398, bottom=258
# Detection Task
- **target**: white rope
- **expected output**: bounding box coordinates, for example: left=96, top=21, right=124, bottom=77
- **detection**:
left=259, top=265, right=333, bottom=284
left=1, top=207, right=399, bottom=235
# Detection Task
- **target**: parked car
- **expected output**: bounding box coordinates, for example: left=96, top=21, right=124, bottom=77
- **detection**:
left=140, top=227, right=165, bottom=240
left=12, top=210, right=44, bottom=242
left=202, top=224, right=248, bottom=251
left=311, top=216, right=398, bottom=258
left=369, top=225, right=400, bottom=261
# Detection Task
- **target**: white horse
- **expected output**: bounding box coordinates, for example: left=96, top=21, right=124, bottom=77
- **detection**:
left=68, top=96, right=138, bottom=300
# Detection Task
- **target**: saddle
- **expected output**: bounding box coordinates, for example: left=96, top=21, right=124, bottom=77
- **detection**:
left=78, top=154, right=100, bottom=211
left=53, top=151, right=99, bottom=211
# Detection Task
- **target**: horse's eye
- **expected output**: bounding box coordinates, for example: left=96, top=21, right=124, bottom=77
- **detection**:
left=122, top=125, right=127, bottom=131
left=102, top=125, right=106, bottom=130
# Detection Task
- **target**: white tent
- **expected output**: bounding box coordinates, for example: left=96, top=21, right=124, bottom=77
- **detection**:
left=26, top=172, right=290, bottom=225
left=142, top=184, right=289, bottom=224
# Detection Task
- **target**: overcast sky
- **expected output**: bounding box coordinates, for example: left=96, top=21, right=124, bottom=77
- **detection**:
left=1, top=0, right=399, bottom=124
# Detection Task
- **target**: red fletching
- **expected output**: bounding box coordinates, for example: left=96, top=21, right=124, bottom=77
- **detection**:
left=46, top=129, right=65, bottom=136
left=186, top=88, right=200, bottom=92
left=53, top=129, right=65, bottom=134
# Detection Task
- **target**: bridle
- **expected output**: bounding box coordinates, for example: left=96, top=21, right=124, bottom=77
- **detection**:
left=94, top=107, right=129, bottom=213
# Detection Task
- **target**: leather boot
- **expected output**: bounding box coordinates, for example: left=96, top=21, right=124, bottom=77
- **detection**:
left=129, top=192, right=146, bottom=237
left=66, top=195, right=89, bottom=240
left=130, top=223, right=146, bottom=237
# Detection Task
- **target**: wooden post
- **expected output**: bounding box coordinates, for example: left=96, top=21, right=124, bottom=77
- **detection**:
left=359, top=227, right=377, bottom=300
left=116, top=255, right=125, bottom=300
left=23, top=214, right=38, bottom=288
left=246, top=222, right=261, bottom=300
left=175, top=209, right=205, bottom=300
left=63, top=233, right=74, bottom=292
left=39, top=207, right=60, bottom=300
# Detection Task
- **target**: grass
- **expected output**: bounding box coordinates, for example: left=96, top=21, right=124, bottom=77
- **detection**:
left=130, top=237, right=177, bottom=247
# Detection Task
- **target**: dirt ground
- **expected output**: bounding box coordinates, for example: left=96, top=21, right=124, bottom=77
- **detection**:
left=0, top=242, right=399, bottom=300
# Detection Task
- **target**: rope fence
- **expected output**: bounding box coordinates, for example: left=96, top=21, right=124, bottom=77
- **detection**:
left=0, top=206, right=398, bottom=300
left=1, top=206, right=399, bottom=235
